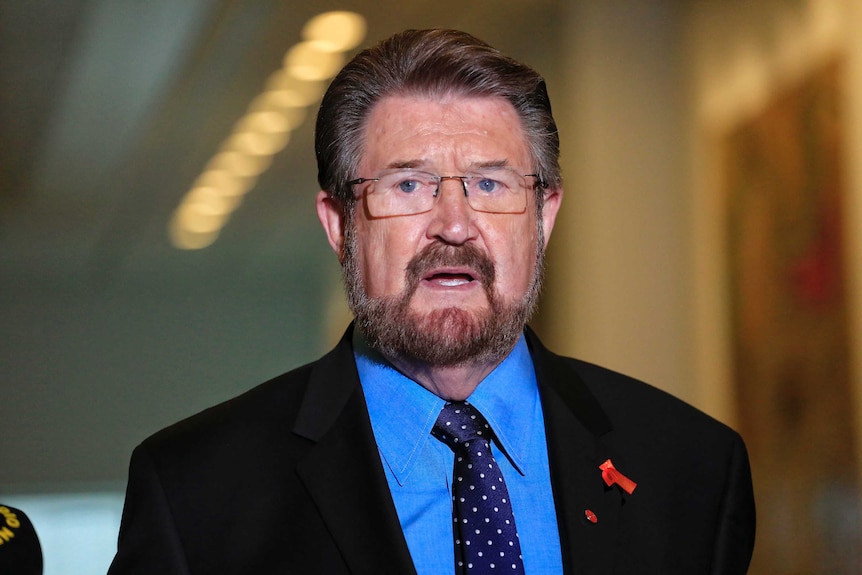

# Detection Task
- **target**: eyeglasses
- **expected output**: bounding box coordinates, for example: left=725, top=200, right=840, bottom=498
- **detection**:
left=347, top=168, right=544, bottom=217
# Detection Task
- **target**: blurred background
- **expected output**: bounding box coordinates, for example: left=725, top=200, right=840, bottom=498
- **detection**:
left=2, top=0, right=861, bottom=573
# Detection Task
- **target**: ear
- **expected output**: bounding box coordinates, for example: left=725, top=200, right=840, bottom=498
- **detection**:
left=539, top=186, right=563, bottom=248
left=316, top=190, right=347, bottom=263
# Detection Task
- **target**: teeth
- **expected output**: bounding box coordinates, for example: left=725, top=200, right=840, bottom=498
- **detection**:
left=438, top=277, right=469, bottom=287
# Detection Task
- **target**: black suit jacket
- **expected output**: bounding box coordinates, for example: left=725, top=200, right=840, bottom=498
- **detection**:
left=108, top=327, right=755, bottom=574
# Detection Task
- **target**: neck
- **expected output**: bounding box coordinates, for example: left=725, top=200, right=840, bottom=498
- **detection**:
left=383, top=355, right=502, bottom=401
left=352, top=327, right=517, bottom=401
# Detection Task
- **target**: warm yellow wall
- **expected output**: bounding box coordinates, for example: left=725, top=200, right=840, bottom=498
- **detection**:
left=686, top=0, right=862, bottom=445
left=845, top=0, right=862, bottom=485
left=542, top=1, right=697, bottom=408
left=542, top=0, right=862, bottom=436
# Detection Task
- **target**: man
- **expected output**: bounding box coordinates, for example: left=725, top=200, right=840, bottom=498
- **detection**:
left=109, top=29, right=755, bottom=574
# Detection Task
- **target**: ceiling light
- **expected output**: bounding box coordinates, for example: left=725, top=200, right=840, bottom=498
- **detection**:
left=170, top=216, right=220, bottom=250
left=175, top=202, right=229, bottom=234
left=227, top=130, right=291, bottom=157
left=284, top=41, right=345, bottom=81
left=302, top=11, right=367, bottom=52
left=236, top=110, right=291, bottom=134
left=185, top=185, right=243, bottom=213
left=193, top=169, right=253, bottom=197
left=170, top=10, right=367, bottom=250
left=264, top=70, right=325, bottom=107
left=207, top=150, right=273, bottom=178
left=246, top=96, right=307, bottom=129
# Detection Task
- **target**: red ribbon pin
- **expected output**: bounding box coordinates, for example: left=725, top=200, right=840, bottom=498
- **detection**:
left=599, top=459, right=637, bottom=495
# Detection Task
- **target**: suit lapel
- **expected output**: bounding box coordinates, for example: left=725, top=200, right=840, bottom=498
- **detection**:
left=290, top=326, right=628, bottom=574
left=293, top=329, right=417, bottom=575
left=527, top=328, right=627, bottom=575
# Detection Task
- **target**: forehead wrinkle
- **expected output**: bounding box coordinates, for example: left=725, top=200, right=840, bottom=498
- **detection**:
left=360, top=95, right=532, bottom=178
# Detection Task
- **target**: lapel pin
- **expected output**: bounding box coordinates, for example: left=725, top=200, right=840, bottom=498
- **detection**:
left=584, top=509, right=598, bottom=524
left=599, top=458, right=637, bottom=495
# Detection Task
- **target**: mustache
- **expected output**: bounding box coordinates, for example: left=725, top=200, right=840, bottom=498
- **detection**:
left=404, top=242, right=496, bottom=289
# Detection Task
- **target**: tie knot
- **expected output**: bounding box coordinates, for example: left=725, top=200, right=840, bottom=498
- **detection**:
left=432, top=402, right=493, bottom=450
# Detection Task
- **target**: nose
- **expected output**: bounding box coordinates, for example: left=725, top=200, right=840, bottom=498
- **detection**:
left=426, top=177, right=477, bottom=245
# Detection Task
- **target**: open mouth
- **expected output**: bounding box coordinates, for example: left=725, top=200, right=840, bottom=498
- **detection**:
left=424, top=271, right=477, bottom=287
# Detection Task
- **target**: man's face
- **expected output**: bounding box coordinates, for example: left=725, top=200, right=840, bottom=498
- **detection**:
left=318, top=95, right=562, bottom=366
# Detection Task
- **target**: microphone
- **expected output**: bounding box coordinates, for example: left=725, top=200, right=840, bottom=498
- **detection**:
left=0, top=505, right=43, bottom=575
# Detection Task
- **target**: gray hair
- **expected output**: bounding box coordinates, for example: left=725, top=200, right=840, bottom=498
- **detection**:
left=314, top=28, right=561, bottom=204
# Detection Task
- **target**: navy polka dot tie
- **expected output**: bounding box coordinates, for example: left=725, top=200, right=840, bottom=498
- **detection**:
left=432, top=402, right=525, bottom=575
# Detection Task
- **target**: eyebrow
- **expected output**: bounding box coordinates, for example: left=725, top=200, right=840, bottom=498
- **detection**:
left=382, top=159, right=513, bottom=171
left=471, top=160, right=511, bottom=170
left=385, top=160, right=427, bottom=170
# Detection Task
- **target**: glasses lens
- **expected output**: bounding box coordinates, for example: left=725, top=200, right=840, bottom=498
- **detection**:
left=360, top=168, right=531, bottom=217
left=366, top=170, right=437, bottom=216
left=463, top=170, right=528, bottom=214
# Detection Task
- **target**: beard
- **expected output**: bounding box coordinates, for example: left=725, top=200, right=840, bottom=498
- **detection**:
left=341, top=214, right=546, bottom=368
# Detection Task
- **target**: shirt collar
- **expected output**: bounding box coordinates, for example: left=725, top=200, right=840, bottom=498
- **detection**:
left=354, top=331, right=539, bottom=486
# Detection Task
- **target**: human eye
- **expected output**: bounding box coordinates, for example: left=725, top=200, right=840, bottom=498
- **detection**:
left=474, top=178, right=496, bottom=194
left=468, top=173, right=510, bottom=196
left=381, top=171, right=432, bottom=195
left=397, top=178, right=421, bottom=194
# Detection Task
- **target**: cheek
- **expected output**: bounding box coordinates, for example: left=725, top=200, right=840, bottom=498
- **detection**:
left=355, top=221, right=421, bottom=297
left=490, top=219, right=539, bottom=292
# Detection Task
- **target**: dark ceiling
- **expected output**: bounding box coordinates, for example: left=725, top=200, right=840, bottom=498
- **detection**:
left=0, top=0, right=565, bottom=488
left=0, top=0, right=564, bottom=289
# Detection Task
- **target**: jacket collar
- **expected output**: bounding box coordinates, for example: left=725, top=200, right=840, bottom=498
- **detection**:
left=293, top=324, right=623, bottom=575
left=526, top=326, right=626, bottom=575
left=525, top=326, right=612, bottom=436
left=293, top=325, right=418, bottom=575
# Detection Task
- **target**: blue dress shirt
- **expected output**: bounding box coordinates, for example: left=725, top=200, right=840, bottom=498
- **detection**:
left=355, top=333, right=564, bottom=575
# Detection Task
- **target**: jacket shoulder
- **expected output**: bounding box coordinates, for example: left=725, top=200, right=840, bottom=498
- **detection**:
left=140, top=327, right=358, bottom=457
left=138, top=361, right=316, bottom=465
left=565, top=357, right=739, bottom=441
left=526, top=328, right=741, bottom=446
